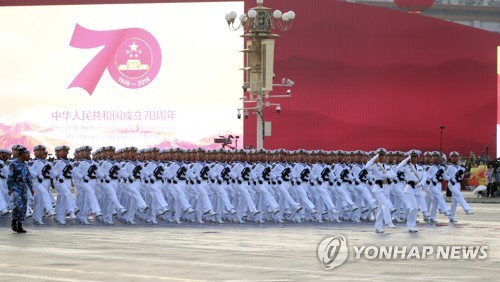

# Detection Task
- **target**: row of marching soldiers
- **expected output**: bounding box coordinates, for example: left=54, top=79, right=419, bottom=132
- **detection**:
left=0, top=145, right=472, bottom=231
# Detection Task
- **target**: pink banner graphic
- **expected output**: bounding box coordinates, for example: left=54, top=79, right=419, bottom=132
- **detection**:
left=68, top=24, right=162, bottom=95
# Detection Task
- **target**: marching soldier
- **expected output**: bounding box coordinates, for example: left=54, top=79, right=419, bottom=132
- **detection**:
left=444, top=151, right=473, bottom=222
left=7, top=147, right=34, bottom=233
left=426, top=151, right=451, bottom=222
left=29, top=145, right=56, bottom=225
left=0, top=149, right=11, bottom=216
left=50, top=145, right=77, bottom=225
left=396, top=150, right=427, bottom=232
left=365, top=148, right=397, bottom=233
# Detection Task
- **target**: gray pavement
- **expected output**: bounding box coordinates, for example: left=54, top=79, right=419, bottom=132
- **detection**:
left=1, top=202, right=499, bottom=282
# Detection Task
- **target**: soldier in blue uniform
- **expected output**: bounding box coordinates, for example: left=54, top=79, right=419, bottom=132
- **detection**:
left=7, top=147, right=34, bottom=233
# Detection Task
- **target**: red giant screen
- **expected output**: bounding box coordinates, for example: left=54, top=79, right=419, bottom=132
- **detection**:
left=243, top=0, right=500, bottom=158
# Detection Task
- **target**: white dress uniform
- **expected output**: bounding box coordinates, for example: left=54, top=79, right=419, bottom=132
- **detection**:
left=443, top=152, right=472, bottom=222
left=389, top=162, right=410, bottom=222
left=162, top=161, right=194, bottom=223
left=96, top=159, right=127, bottom=224
left=249, top=162, right=279, bottom=220
left=29, top=158, right=55, bottom=224
left=230, top=161, right=259, bottom=223
left=425, top=160, right=451, bottom=221
left=396, top=153, right=427, bottom=232
left=365, top=152, right=396, bottom=233
left=186, top=161, right=216, bottom=223
left=351, top=162, right=376, bottom=222
left=270, top=162, right=301, bottom=216
left=72, top=159, right=102, bottom=224
left=332, top=163, right=357, bottom=214
left=0, top=158, right=11, bottom=215
left=50, top=158, right=76, bottom=224
left=309, top=162, right=337, bottom=220
left=141, top=160, right=169, bottom=223
left=118, top=160, right=148, bottom=224
left=208, top=162, right=236, bottom=223
left=290, top=162, right=316, bottom=217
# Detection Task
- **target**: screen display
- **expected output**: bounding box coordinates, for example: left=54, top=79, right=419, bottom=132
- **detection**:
left=497, top=46, right=500, bottom=158
left=0, top=1, right=244, bottom=154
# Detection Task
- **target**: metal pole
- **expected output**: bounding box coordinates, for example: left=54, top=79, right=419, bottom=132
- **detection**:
left=440, top=126, right=445, bottom=158
left=257, top=93, right=264, bottom=149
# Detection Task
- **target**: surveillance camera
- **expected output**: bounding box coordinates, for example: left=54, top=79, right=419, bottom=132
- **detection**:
left=242, top=82, right=249, bottom=92
left=286, top=79, right=295, bottom=86
left=237, top=112, right=241, bottom=119
left=244, top=110, right=249, bottom=119
left=286, top=89, right=291, bottom=95
left=273, top=73, right=276, bottom=79
left=276, top=105, right=281, bottom=114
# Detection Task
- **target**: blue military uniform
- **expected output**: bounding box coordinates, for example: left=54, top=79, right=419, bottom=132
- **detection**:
left=7, top=156, right=33, bottom=232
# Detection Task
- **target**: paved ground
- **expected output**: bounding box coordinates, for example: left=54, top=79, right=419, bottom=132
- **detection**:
left=447, top=190, right=500, bottom=204
left=1, top=202, right=499, bottom=282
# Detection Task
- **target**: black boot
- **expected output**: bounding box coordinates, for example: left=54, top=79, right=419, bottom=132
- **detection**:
left=11, top=219, right=18, bottom=232
left=17, top=221, right=27, bottom=233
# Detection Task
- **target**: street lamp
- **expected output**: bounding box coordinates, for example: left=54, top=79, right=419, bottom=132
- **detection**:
left=440, top=125, right=445, bottom=159
left=226, top=0, right=296, bottom=149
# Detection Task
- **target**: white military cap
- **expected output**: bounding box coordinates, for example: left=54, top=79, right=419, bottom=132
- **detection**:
left=55, top=145, right=70, bottom=151
left=407, top=149, right=421, bottom=157
left=11, top=144, right=23, bottom=150
left=449, top=151, right=460, bottom=157
left=375, top=148, right=388, bottom=155
left=33, top=145, right=46, bottom=151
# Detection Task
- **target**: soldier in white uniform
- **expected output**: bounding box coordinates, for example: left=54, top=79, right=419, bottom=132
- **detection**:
left=0, top=149, right=11, bottom=216
left=230, top=152, right=260, bottom=223
left=351, top=151, right=376, bottom=223
left=426, top=151, right=451, bottom=222
left=29, top=145, right=56, bottom=224
left=160, top=149, right=195, bottom=224
left=118, top=147, right=149, bottom=224
left=185, top=150, right=217, bottom=224
left=207, top=152, right=236, bottom=223
left=248, top=153, right=280, bottom=222
left=396, top=150, right=427, bottom=232
left=140, top=148, right=169, bottom=224
left=444, top=151, right=473, bottom=222
left=290, top=152, right=317, bottom=221
left=50, top=145, right=77, bottom=225
left=389, top=151, right=410, bottom=223
left=95, top=146, right=127, bottom=224
left=71, top=146, right=102, bottom=224
left=365, top=148, right=397, bottom=233
left=269, top=151, right=302, bottom=220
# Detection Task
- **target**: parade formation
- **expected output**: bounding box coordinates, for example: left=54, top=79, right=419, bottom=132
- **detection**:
left=0, top=144, right=473, bottom=233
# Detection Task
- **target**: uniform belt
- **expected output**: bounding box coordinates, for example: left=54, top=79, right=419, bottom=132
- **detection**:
left=375, top=180, right=388, bottom=188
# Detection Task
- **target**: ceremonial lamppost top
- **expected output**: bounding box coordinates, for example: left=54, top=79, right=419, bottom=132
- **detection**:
left=225, top=0, right=296, bottom=149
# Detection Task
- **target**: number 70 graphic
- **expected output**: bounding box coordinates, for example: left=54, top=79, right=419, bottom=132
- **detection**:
left=68, top=24, right=162, bottom=95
